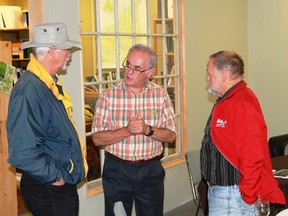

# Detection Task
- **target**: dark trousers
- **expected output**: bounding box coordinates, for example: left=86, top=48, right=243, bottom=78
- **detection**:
left=103, top=154, right=165, bottom=216
left=20, top=173, right=79, bottom=216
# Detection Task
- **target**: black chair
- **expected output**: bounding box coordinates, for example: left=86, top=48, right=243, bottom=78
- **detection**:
left=268, top=134, right=288, bottom=158
left=185, top=150, right=202, bottom=216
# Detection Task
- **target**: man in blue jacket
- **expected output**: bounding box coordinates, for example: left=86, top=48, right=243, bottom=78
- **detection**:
left=6, top=22, right=88, bottom=216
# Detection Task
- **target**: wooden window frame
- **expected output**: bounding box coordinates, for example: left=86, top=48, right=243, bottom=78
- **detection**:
left=81, top=0, right=187, bottom=196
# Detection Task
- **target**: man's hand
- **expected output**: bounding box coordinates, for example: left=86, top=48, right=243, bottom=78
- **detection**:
left=52, top=177, right=65, bottom=186
left=127, top=113, right=148, bottom=135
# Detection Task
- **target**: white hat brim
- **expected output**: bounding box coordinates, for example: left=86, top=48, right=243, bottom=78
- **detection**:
left=20, top=40, right=81, bottom=50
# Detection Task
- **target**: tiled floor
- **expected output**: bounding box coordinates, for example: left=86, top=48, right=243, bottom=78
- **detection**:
left=164, top=200, right=204, bottom=216
left=19, top=200, right=204, bottom=216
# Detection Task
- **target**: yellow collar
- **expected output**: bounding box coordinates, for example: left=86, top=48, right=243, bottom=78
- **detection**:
left=27, top=56, right=73, bottom=118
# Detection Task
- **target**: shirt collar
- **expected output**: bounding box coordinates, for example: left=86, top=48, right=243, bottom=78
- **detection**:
left=216, top=80, right=243, bottom=103
left=119, top=79, right=154, bottom=92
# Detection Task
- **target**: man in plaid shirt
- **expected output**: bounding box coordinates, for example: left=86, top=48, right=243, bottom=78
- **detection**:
left=92, top=44, right=176, bottom=216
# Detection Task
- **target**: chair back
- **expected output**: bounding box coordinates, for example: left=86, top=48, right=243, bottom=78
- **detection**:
left=268, top=134, right=288, bottom=157
left=185, top=150, right=201, bottom=201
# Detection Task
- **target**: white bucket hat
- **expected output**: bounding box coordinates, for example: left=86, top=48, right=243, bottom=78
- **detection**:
left=20, top=22, right=80, bottom=50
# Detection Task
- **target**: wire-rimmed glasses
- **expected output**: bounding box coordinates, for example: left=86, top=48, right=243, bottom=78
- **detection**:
left=122, top=58, right=153, bottom=75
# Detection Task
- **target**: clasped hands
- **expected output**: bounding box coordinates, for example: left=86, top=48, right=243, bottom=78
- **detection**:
left=126, top=113, right=149, bottom=136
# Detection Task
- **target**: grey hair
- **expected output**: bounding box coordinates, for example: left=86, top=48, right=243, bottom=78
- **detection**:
left=209, top=51, right=244, bottom=77
left=127, top=44, right=157, bottom=68
left=32, top=47, right=50, bottom=60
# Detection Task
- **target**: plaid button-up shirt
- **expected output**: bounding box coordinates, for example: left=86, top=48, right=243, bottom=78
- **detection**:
left=92, top=81, right=176, bottom=161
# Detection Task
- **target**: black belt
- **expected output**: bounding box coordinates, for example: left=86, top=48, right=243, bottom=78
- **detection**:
left=105, top=151, right=163, bottom=164
left=207, top=182, right=238, bottom=187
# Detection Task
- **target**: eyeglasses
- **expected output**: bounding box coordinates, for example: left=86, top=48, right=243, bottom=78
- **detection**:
left=122, top=58, right=153, bottom=74
left=64, top=48, right=72, bottom=53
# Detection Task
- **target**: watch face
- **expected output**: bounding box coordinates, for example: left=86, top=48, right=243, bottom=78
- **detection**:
left=147, top=125, right=154, bottom=136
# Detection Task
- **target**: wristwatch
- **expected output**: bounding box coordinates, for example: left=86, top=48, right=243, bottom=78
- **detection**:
left=145, top=125, right=154, bottom=136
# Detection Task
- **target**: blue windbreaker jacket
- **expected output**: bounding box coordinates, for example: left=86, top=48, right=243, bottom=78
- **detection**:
left=6, top=71, right=85, bottom=184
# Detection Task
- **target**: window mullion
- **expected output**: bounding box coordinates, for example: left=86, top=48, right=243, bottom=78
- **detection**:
left=131, top=0, right=136, bottom=44
left=114, top=0, right=120, bottom=80
left=146, top=0, right=152, bottom=47
left=161, top=0, right=167, bottom=78
left=95, top=0, right=103, bottom=91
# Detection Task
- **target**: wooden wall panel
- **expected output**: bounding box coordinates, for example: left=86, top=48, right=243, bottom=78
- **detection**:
left=0, top=41, right=12, bottom=64
left=0, top=92, right=17, bottom=216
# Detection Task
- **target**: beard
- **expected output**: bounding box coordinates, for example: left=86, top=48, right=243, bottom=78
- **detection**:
left=61, top=57, right=71, bottom=70
left=208, top=86, right=221, bottom=97
left=61, top=63, right=67, bottom=70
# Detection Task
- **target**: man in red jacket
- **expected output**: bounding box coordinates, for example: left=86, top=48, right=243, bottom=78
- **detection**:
left=200, top=51, right=285, bottom=215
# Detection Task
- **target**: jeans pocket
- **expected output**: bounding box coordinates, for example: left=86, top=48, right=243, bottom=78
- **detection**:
left=209, top=186, right=228, bottom=199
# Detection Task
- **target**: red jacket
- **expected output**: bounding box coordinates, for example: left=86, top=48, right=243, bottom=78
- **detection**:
left=211, top=81, right=285, bottom=204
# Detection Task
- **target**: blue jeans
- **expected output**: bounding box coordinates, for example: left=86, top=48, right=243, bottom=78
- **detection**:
left=208, top=185, right=255, bottom=216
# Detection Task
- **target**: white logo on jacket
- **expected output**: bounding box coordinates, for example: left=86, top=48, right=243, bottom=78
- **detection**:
left=216, top=119, right=227, bottom=128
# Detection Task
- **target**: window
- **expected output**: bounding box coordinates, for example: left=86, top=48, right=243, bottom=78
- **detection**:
left=80, top=0, right=185, bottom=194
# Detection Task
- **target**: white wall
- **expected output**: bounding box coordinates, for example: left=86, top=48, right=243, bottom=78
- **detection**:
left=248, top=0, right=288, bottom=138
left=185, top=0, right=248, bottom=150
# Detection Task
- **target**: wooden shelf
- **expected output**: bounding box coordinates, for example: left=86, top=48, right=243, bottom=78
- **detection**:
left=0, top=27, right=29, bottom=32
left=0, top=27, right=30, bottom=70
left=85, top=91, right=99, bottom=97
left=12, top=58, right=30, bottom=61
left=0, top=28, right=29, bottom=41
